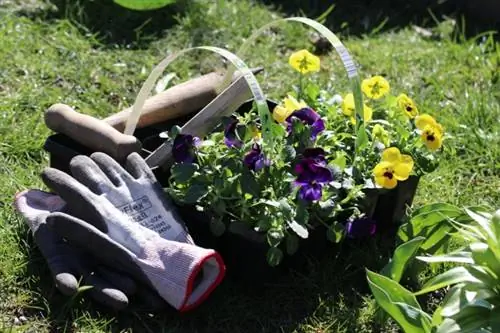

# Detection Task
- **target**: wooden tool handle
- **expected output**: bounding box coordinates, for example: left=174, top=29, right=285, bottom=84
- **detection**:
left=45, top=104, right=142, bottom=162
left=103, top=68, right=263, bottom=132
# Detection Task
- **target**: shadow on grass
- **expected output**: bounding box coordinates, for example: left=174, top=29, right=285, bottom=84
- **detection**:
left=261, top=0, right=498, bottom=37
left=13, top=0, right=191, bottom=48
left=11, top=0, right=498, bottom=51
left=20, top=235, right=394, bottom=333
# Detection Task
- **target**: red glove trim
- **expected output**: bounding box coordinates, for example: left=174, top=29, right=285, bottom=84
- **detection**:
left=179, top=251, right=226, bottom=312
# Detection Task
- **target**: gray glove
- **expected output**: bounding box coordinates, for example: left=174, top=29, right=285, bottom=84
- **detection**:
left=67, top=152, right=192, bottom=243
left=41, top=152, right=225, bottom=311
left=14, top=189, right=136, bottom=310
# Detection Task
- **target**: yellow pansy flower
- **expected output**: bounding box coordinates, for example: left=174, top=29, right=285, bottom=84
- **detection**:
left=373, top=147, right=414, bottom=189
left=341, top=93, right=373, bottom=124
left=272, top=95, right=307, bottom=123
left=415, top=114, right=444, bottom=151
left=289, top=49, right=320, bottom=74
left=362, top=76, right=390, bottom=99
left=397, top=93, right=419, bottom=119
left=371, top=124, right=390, bottom=146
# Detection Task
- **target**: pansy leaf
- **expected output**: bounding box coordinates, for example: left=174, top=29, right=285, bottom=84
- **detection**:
left=355, top=125, right=369, bottom=152
left=326, top=223, right=344, bottom=243
left=171, top=163, right=198, bottom=183
left=241, top=167, right=259, bottom=196
left=183, top=184, right=209, bottom=204
left=282, top=145, right=296, bottom=160
left=286, top=234, right=299, bottom=255
left=296, top=202, right=309, bottom=225
left=279, top=199, right=294, bottom=219
left=304, top=83, right=320, bottom=101
left=267, top=228, right=285, bottom=247
left=210, top=217, right=226, bottom=237
left=288, top=220, right=309, bottom=239
left=267, top=247, right=284, bottom=267
left=255, top=218, right=272, bottom=232
left=332, top=152, right=347, bottom=170
left=318, top=199, right=336, bottom=218
left=168, top=125, right=182, bottom=139
left=271, top=122, right=287, bottom=138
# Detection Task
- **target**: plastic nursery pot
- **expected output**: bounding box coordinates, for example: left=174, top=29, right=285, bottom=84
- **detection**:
left=372, top=175, right=421, bottom=235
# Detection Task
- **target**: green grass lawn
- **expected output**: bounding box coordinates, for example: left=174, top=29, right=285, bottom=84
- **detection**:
left=0, top=1, right=499, bottom=332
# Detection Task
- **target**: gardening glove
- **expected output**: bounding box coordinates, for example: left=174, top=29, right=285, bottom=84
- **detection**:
left=13, top=189, right=137, bottom=310
left=41, top=153, right=226, bottom=311
left=66, top=151, right=192, bottom=244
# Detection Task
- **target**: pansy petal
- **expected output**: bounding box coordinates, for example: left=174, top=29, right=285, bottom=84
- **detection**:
left=295, top=172, right=314, bottom=184
left=382, top=147, right=402, bottom=163
left=383, top=177, right=398, bottom=189
left=415, top=114, right=437, bottom=130
left=283, top=95, right=307, bottom=111
left=394, top=163, right=411, bottom=181
left=341, top=93, right=355, bottom=116
left=314, top=167, right=334, bottom=183
left=273, top=105, right=290, bottom=123
left=400, top=154, right=414, bottom=171
left=293, top=108, right=320, bottom=124
left=299, top=183, right=322, bottom=201
left=346, top=217, right=377, bottom=238
left=363, top=105, right=373, bottom=122
left=374, top=175, right=387, bottom=187
left=373, top=161, right=393, bottom=176
left=303, top=148, right=326, bottom=159
left=311, top=119, right=326, bottom=139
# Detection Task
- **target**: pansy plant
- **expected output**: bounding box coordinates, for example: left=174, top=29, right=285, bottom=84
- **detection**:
left=167, top=48, right=445, bottom=266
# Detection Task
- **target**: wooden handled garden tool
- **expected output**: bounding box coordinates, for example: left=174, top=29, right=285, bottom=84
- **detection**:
left=144, top=73, right=254, bottom=170
left=44, top=104, right=142, bottom=162
left=103, top=68, right=263, bottom=131
left=44, top=68, right=263, bottom=163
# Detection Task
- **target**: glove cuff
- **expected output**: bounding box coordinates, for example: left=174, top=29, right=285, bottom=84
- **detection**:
left=136, top=239, right=226, bottom=311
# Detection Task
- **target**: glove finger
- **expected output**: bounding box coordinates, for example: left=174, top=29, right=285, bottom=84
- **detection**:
left=46, top=212, right=152, bottom=286
left=69, top=155, right=114, bottom=195
left=41, top=168, right=107, bottom=232
left=124, top=152, right=155, bottom=180
left=80, top=266, right=128, bottom=311
left=95, top=265, right=137, bottom=296
left=133, top=284, right=168, bottom=311
left=90, top=152, right=133, bottom=186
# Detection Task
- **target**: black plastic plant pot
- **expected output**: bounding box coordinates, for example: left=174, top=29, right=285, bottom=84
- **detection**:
left=372, top=176, right=420, bottom=235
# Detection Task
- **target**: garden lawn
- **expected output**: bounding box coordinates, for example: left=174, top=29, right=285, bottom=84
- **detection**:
left=0, top=1, right=499, bottom=332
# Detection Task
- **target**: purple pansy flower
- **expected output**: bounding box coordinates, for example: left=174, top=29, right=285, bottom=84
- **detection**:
left=172, top=134, right=201, bottom=164
left=345, top=216, right=377, bottom=239
left=224, top=116, right=242, bottom=148
left=243, top=143, right=269, bottom=171
left=294, top=148, right=333, bottom=201
left=286, top=107, right=325, bottom=140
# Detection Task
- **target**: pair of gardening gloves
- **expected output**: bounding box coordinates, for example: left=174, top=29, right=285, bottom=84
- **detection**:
left=13, top=152, right=225, bottom=312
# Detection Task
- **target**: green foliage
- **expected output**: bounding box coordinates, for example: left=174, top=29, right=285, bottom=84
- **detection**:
left=381, top=236, right=426, bottom=283
left=370, top=205, right=500, bottom=333
left=366, top=270, right=432, bottom=333
left=1, top=0, right=499, bottom=331
left=113, top=0, right=176, bottom=11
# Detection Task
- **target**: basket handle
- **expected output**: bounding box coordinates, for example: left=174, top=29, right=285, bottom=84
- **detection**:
left=122, top=46, right=270, bottom=143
